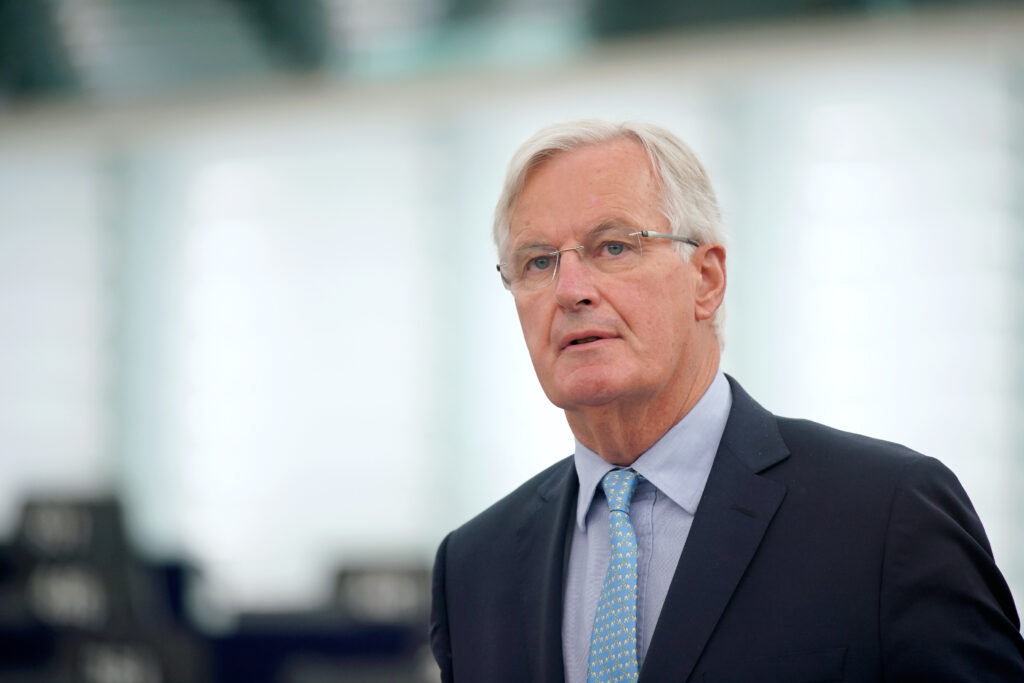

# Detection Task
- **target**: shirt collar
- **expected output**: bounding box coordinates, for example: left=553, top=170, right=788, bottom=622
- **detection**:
left=573, top=371, right=733, bottom=530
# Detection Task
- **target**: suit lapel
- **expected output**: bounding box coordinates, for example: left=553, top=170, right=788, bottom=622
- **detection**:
left=640, top=378, right=789, bottom=683
left=515, top=457, right=578, bottom=683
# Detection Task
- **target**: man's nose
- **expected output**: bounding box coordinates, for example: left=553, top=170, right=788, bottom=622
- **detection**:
left=553, top=248, right=599, bottom=308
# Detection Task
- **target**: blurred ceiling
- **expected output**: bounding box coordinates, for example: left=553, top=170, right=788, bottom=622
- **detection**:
left=0, top=0, right=1014, bottom=105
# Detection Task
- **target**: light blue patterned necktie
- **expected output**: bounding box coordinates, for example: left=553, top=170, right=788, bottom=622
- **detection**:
left=587, top=468, right=640, bottom=683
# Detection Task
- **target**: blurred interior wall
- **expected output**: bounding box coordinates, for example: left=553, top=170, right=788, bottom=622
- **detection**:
left=0, top=5, right=1021, bottom=613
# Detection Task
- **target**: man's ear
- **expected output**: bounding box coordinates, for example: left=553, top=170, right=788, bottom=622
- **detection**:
left=693, top=244, right=726, bottom=321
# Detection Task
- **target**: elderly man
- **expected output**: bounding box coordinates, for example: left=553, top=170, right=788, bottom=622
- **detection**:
left=429, top=120, right=1024, bottom=682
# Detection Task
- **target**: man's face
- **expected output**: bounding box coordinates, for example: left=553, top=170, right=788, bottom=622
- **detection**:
left=508, top=138, right=712, bottom=413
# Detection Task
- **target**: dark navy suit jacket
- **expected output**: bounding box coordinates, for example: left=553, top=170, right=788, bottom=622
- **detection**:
left=431, top=378, right=1024, bottom=681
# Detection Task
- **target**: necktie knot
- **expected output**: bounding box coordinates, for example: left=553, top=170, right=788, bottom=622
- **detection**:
left=601, top=469, right=638, bottom=514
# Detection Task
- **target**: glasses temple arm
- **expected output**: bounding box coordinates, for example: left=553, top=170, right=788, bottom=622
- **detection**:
left=638, top=230, right=700, bottom=248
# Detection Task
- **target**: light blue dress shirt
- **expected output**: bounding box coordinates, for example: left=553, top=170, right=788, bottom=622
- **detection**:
left=562, top=371, right=732, bottom=683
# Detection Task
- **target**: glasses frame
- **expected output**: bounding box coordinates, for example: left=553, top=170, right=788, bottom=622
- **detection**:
left=496, top=229, right=700, bottom=292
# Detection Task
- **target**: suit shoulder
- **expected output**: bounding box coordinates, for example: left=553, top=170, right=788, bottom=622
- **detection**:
left=446, top=456, right=574, bottom=548
left=770, top=416, right=972, bottom=501
left=774, top=415, right=931, bottom=473
left=769, top=415, right=981, bottom=530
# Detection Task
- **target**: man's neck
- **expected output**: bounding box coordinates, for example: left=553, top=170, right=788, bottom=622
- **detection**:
left=566, top=353, right=720, bottom=467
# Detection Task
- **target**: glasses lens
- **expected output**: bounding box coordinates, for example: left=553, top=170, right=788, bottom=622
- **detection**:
left=584, top=229, right=643, bottom=274
left=503, top=248, right=559, bottom=291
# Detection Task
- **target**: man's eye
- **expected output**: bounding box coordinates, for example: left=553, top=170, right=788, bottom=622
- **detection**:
left=527, top=255, right=554, bottom=272
left=600, top=241, right=630, bottom=257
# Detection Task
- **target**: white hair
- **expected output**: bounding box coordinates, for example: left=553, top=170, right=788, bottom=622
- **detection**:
left=493, top=119, right=726, bottom=345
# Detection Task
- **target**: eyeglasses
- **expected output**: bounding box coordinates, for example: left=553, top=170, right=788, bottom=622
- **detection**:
left=497, top=229, right=699, bottom=292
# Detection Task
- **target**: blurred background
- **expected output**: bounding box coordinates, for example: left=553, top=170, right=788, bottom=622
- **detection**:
left=1, top=0, right=1023, bottom=680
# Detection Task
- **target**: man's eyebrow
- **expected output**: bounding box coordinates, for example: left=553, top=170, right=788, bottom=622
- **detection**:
left=510, top=238, right=558, bottom=253
left=587, top=218, right=637, bottom=235
left=509, top=219, right=639, bottom=253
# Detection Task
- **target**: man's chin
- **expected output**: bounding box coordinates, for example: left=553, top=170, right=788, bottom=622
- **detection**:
left=544, top=377, right=624, bottom=411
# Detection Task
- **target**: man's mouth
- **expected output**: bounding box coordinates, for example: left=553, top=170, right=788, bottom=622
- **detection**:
left=559, top=330, right=614, bottom=350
